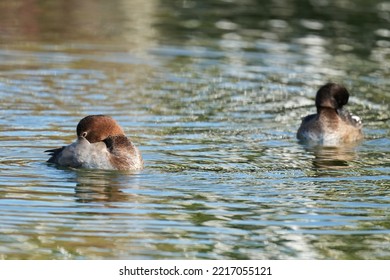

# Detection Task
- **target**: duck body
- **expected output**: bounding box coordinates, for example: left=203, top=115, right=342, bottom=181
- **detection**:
left=297, top=83, right=363, bottom=146
left=46, top=115, right=143, bottom=171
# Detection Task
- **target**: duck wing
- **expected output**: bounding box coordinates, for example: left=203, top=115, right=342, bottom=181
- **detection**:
left=45, top=147, right=66, bottom=163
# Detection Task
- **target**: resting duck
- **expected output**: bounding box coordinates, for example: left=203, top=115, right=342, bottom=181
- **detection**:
left=46, top=115, right=143, bottom=170
left=297, top=83, right=363, bottom=145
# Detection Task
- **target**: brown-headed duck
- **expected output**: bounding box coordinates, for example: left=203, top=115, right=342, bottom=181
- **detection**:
left=46, top=115, right=143, bottom=170
left=297, top=83, right=363, bottom=145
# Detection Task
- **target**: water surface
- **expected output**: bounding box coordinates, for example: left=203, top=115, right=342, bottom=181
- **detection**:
left=0, top=0, right=389, bottom=259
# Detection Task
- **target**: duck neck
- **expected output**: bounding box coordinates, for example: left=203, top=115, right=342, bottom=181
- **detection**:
left=317, top=107, right=338, bottom=116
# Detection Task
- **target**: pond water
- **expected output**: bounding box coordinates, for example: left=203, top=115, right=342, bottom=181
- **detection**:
left=0, top=0, right=389, bottom=259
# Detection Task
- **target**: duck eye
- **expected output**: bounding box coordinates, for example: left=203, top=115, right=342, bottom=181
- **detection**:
left=82, top=132, right=88, bottom=138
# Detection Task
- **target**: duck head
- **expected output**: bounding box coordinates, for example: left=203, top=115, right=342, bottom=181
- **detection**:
left=76, top=115, right=125, bottom=143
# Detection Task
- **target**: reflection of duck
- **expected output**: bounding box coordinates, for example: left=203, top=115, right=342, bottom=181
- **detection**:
left=297, top=83, right=363, bottom=145
left=46, top=115, right=143, bottom=170
left=308, top=144, right=359, bottom=170
left=73, top=169, right=140, bottom=203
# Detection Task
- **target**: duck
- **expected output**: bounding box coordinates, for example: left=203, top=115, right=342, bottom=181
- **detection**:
left=297, top=83, right=363, bottom=145
left=46, top=115, right=143, bottom=170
